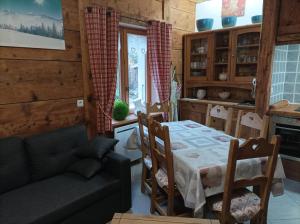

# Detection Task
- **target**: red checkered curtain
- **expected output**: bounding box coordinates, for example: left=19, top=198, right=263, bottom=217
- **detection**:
left=85, top=7, right=119, bottom=134
left=147, top=21, right=172, bottom=103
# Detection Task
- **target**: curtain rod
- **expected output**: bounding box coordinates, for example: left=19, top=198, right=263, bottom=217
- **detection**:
left=86, top=6, right=169, bottom=25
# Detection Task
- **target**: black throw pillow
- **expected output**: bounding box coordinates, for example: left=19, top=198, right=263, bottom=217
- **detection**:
left=67, top=158, right=102, bottom=179
left=76, top=136, right=119, bottom=160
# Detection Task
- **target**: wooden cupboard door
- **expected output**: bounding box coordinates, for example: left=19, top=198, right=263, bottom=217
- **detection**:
left=230, top=26, right=261, bottom=82
left=184, top=33, right=213, bottom=82
left=277, top=0, right=300, bottom=44
left=179, top=102, right=207, bottom=124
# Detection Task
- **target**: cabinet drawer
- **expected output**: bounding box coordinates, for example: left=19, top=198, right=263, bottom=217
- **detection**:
left=180, top=109, right=205, bottom=124
left=180, top=101, right=207, bottom=113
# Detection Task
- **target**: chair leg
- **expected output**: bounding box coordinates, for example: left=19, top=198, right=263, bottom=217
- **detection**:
left=141, top=162, right=147, bottom=193
left=167, top=192, right=174, bottom=216
left=150, top=175, right=157, bottom=214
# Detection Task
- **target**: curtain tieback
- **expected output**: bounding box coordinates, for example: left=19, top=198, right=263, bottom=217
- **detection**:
left=96, top=101, right=112, bottom=120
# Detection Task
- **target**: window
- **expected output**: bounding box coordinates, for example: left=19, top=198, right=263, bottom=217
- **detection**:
left=116, top=28, right=149, bottom=110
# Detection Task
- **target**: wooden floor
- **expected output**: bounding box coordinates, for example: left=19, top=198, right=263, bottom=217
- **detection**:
left=130, top=163, right=300, bottom=224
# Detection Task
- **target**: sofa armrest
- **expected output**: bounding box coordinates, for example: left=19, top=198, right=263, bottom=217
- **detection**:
left=103, top=152, right=131, bottom=212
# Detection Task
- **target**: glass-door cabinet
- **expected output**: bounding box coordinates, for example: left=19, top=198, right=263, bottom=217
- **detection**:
left=185, top=33, right=213, bottom=81
left=231, top=26, right=261, bottom=82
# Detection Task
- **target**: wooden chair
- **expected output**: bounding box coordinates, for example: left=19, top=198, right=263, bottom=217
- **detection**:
left=146, top=102, right=171, bottom=122
left=205, top=104, right=233, bottom=135
left=148, top=119, right=190, bottom=216
left=208, top=136, right=281, bottom=224
left=137, top=112, right=152, bottom=194
left=235, top=111, right=270, bottom=139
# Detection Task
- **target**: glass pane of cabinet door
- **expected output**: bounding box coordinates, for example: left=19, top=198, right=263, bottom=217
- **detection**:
left=186, top=34, right=212, bottom=81
left=213, top=31, right=231, bottom=81
left=231, top=27, right=261, bottom=82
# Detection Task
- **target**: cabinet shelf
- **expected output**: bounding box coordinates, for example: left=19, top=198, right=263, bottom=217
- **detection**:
left=191, top=53, right=207, bottom=56
left=191, top=68, right=207, bottom=70
left=237, top=44, right=259, bottom=48
left=236, top=62, right=258, bottom=65
left=216, top=46, right=229, bottom=50
left=215, top=62, right=228, bottom=65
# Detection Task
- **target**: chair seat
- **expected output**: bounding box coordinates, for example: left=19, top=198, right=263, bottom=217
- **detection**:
left=211, top=189, right=261, bottom=223
left=143, top=155, right=152, bottom=170
left=155, top=169, right=168, bottom=188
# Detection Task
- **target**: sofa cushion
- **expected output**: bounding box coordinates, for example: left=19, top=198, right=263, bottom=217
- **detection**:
left=0, top=137, right=30, bottom=194
left=25, top=125, right=88, bottom=181
left=76, top=136, right=118, bottom=160
left=67, top=158, right=102, bottom=179
left=0, top=173, right=120, bottom=224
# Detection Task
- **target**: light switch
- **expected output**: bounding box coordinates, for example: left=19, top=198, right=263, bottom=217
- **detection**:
left=77, top=99, right=84, bottom=107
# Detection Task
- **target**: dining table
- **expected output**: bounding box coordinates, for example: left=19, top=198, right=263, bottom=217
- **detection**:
left=132, top=120, right=286, bottom=215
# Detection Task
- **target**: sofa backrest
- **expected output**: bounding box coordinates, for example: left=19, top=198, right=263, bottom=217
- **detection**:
left=0, top=137, right=31, bottom=194
left=25, top=125, right=88, bottom=182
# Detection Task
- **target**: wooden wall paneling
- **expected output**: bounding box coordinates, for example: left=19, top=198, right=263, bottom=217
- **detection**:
left=172, top=29, right=186, bottom=50
left=0, top=98, right=84, bottom=138
left=277, top=0, right=300, bottom=44
left=0, top=0, right=84, bottom=137
left=0, top=30, right=82, bottom=61
left=0, top=61, right=83, bottom=104
left=78, top=0, right=97, bottom=137
left=255, top=0, right=280, bottom=116
left=169, top=8, right=195, bottom=32
left=171, top=49, right=183, bottom=77
left=84, top=0, right=163, bottom=21
left=62, top=0, right=81, bottom=31
left=170, top=0, right=196, bottom=14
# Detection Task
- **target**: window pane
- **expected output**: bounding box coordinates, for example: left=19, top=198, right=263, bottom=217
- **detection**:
left=115, top=33, right=121, bottom=100
left=127, top=33, right=147, bottom=109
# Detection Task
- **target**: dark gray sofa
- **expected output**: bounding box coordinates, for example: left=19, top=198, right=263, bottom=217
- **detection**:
left=0, top=125, right=131, bottom=224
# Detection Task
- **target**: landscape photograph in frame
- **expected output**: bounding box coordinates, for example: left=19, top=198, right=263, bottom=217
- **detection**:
left=0, top=0, right=65, bottom=50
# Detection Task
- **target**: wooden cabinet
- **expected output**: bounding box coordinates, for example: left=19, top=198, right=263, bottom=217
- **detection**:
left=183, top=25, right=261, bottom=102
left=277, top=0, right=300, bottom=44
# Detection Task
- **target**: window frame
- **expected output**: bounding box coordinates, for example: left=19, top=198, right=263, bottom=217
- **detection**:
left=117, top=27, right=150, bottom=106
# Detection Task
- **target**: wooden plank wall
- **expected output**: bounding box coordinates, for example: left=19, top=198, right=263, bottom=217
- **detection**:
left=0, top=0, right=84, bottom=137
left=168, top=0, right=196, bottom=82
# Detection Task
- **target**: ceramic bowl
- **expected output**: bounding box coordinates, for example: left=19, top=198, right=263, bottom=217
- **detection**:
left=196, top=89, right=206, bottom=100
left=252, top=15, right=262, bottom=24
left=218, top=91, right=230, bottom=100
left=218, top=72, right=228, bottom=81
left=196, top=18, right=214, bottom=32
left=222, top=16, right=237, bottom=28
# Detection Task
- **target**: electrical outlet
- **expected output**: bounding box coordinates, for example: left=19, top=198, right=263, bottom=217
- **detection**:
left=77, top=99, right=84, bottom=107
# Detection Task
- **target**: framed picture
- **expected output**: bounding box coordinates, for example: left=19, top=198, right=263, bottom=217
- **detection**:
left=222, top=0, right=246, bottom=17
left=0, top=0, right=65, bottom=50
